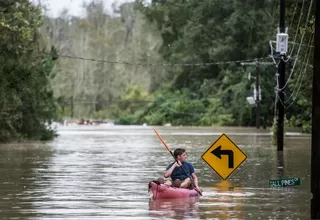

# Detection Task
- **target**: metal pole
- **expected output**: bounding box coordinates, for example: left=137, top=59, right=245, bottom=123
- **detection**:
left=277, top=0, right=286, bottom=151
left=311, top=0, right=320, bottom=218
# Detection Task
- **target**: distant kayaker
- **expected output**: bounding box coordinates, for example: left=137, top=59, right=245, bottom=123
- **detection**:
left=160, top=148, right=201, bottom=192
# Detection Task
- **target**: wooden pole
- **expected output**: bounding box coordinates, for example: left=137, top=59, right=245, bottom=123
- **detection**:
left=277, top=0, right=286, bottom=151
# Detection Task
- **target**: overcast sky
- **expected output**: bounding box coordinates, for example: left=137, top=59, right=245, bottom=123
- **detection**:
left=35, top=0, right=132, bottom=17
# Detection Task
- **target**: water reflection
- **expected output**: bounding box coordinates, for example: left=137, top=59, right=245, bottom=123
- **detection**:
left=199, top=180, right=246, bottom=219
left=0, top=143, right=53, bottom=219
left=276, top=151, right=285, bottom=177
left=149, top=197, right=200, bottom=219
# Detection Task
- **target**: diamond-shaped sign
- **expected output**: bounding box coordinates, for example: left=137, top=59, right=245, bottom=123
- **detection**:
left=202, top=134, right=247, bottom=180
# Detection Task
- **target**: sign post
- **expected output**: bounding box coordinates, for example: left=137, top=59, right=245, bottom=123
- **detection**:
left=202, top=134, right=247, bottom=180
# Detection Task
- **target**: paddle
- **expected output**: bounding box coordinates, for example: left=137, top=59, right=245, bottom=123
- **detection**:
left=153, top=128, right=202, bottom=196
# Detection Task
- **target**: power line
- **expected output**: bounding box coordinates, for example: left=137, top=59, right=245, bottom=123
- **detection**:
left=281, top=32, right=314, bottom=108
left=17, top=46, right=270, bottom=67
left=1, top=96, right=230, bottom=118
left=289, top=0, right=306, bottom=57
left=278, top=0, right=314, bottom=91
left=60, top=95, right=225, bottom=105
left=288, top=0, right=301, bottom=29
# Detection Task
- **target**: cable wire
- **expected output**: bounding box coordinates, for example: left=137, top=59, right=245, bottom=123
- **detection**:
left=289, top=0, right=306, bottom=57
left=17, top=45, right=269, bottom=67
left=278, top=0, right=314, bottom=91
left=282, top=32, right=314, bottom=108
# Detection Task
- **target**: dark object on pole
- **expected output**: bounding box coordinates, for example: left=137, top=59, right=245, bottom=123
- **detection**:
left=277, top=0, right=286, bottom=151
left=311, top=0, right=320, bottom=218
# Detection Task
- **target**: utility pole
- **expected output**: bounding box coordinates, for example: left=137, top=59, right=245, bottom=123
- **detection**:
left=255, top=62, right=260, bottom=129
left=311, top=0, right=320, bottom=218
left=241, top=60, right=273, bottom=128
left=276, top=0, right=287, bottom=151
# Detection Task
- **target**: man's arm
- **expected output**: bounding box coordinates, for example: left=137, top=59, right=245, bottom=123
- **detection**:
left=164, top=162, right=180, bottom=178
left=192, top=173, right=200, bottom=189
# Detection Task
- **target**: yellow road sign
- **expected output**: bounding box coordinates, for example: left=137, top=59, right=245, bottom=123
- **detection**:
left=202, top=134, right=247, bottom=180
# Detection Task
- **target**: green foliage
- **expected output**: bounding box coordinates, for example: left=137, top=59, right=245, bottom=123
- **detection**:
left=128, top=0, right=314, bottom=130
left=133, top=0, right=277, bottom=127
left=43, top=1, right=165, bottom=119
left=136, top=88, right=233, bottom=126
left=35, top=0, right=314, bottom=131
left=199, top=98, right=234, bottom=126
left=0, top=0, right=58, bottom=142
left=114, top=86, right=153, bottom=124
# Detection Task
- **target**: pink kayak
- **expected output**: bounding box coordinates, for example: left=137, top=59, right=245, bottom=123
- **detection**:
left=148, top=181, right=200, bottom=199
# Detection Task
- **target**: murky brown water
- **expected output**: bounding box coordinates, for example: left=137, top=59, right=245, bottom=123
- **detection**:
left=0, top=125, right=311, bottom=219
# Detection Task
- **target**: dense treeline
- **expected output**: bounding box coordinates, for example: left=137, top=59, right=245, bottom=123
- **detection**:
left=0, top=0, right=58, bottom=141
left=132, top=0, right=277, bottom=127
left=42, top=1, right=166, bottom=119
left=44, top=0, right=314, bottom=131
left=0, top=0, right=315, bottom=142
left=125, top=0, right=314, bottom=130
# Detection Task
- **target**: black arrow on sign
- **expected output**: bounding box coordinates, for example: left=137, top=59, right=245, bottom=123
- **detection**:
left=211, top=146, right=234, bottom=168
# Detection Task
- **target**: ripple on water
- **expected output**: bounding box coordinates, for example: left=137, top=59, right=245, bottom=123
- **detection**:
left=0, top=126, right=311, bottom=219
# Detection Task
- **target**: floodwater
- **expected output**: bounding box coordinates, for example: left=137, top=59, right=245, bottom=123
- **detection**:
left=0, top=125, right=311, bottom=219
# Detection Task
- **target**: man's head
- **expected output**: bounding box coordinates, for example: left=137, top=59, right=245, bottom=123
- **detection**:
left=174, top=148, right=187, bottom=162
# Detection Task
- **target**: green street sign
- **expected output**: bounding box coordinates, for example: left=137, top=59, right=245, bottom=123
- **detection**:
left=269, top=177, right=301, bottom=188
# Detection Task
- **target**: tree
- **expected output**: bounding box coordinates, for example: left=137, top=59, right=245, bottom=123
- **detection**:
left=43, top=1, right=165, bottom=119
left=0, top=0, right=58, bottom=141
left=136, top=0, right=277, bottom=126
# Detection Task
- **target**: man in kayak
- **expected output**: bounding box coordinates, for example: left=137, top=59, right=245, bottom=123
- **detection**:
left=160, top=148, right=201, bottom=192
